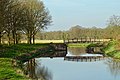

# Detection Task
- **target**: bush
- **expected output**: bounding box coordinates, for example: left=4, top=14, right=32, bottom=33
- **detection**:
left=102, top=40, right=117, bottom=54
left=102, top=40, right=120, bottom=59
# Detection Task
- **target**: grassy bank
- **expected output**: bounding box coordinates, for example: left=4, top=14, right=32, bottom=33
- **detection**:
left=0, top=58, right=27, bottom=80
left=0, top=43, right=48, bottom=58
left=67, top=43, right=90, bottom=47
left=102, top=40, right=120, bottom=59
left=0, top=43, right=49, bottom=79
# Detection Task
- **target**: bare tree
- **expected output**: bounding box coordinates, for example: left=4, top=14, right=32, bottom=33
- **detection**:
left=21, top=0, right=52, bottom=44
left=108, top=15, right=120, bottom=27
left=107, top=15, right=120, bottom=39
left=0, top=0, right=14, bottom=44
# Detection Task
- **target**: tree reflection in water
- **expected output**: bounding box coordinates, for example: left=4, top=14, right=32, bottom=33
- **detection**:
left=35, top=59, right=52, bottom=80
left=106, top=58, right=120, bottom=77
left=23, top=59, right=52, bottom=80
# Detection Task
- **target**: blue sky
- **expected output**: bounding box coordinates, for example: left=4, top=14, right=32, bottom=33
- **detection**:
left=42, top=0, right=120, bottom=31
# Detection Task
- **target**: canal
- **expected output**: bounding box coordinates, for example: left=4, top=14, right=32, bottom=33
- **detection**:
left=26, top=47, right=120, bottom=80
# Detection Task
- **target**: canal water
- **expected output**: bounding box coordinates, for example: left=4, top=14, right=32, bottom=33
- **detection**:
left=29, top=47, right=120, bottom=80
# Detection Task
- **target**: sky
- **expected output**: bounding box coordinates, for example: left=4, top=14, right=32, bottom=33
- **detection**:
left=42, top=0, right=120, bottom=31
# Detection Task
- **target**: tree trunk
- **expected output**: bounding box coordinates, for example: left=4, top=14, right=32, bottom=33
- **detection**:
left=15, top=33, right=18, bottom=44
left=27, top=34, right=32, bottom=44
left=33, top=34, right=35, bottom=44
left=30, top=31, right=33, bottom=44
left=27, top=34, right=30, bottom=44
left=30, top=35, right=32, bottom=44
left=12, top=31, right=16, bottom=44
left=0, top=37, right=1, bottom=45
left=0, top=32, right=2, bottom=45
left=7, top=33, right=10, bottom=45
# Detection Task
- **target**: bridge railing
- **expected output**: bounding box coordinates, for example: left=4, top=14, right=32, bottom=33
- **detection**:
left=64, top=38, right=111, bottom=43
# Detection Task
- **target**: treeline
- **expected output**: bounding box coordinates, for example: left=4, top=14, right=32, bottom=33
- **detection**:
left=39, top=26, right=105, bottom=40
left=40, top=26, right=120, bottom=40
left=0, top=0, right=51, bottom=44
left=39, top=15, right=120, bottom=40
left=1, top=0, right=120, bottom=44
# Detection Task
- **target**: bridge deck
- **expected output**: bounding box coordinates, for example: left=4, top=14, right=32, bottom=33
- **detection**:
left=64, top=38, right=111, bottom=43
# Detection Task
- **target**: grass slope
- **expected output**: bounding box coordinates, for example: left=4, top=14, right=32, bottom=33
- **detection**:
left=0, top=58, right=27, bottom=80
left=102, top=40, right=120, bottom=59
left=0, top=43, right=49, bottom=79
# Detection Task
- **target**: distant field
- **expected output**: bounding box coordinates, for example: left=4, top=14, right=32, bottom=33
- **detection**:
left=21, top=40, right=64, bottom=43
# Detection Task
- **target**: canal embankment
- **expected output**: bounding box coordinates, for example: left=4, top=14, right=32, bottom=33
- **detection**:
left=102, top=40, right=120, bottom=59
left=0, top=43, right=67, bottom=79
left=0, top=43, right=49, bottom=79
left=1, top=41, right=120, bottom=79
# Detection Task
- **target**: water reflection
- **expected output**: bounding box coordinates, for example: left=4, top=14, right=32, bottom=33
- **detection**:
left=37, top=51, right=67, bottom=58
left=23, top=59, right=52, bottom=80
left=68, top=47, right=120, bottom=77
left=106, top=58, right=120, bottom=77
left=21, top=47, right=120, bottom=80
left=37, top=58, right=120, bottom=80
left=35, top=59, right=52, bottom=80
left=67, top=47, right=104, bottom=62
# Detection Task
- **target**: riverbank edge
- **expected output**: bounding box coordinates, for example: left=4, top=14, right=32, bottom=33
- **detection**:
left=0, top=43, right=49, bottom=80
left=0, top=58, right=28, bottom=80
left=102, top=40, right=120, bottom=59
left=0, top=42, right=109, bottom=79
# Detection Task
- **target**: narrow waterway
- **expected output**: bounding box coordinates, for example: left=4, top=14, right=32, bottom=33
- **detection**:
left=29, top=47, right=120, bottom=80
